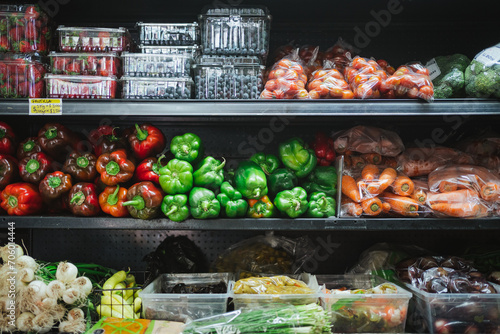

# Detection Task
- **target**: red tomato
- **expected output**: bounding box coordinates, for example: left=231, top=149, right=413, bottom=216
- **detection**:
left=407, top=87, right=419, bottom=99
left=296, top=89, right=309, bottom=99
left=342, top=90, right=355, bottom=99
left=260, top=89, right=274, bottom=99
left=377, top=59, right=388, bottom=68
left=265, top=80, right=277, bottom=91
left=284, top=70, right=299, bottom=81
left=309, top=90, right=321, bottom=99
left=314, top=70, right=328, bottom=80
left=419, top=85, right=434, bottom=98
left=329, top=87, right=343, bottom=98
left=273, top=89, right=285, bottom=99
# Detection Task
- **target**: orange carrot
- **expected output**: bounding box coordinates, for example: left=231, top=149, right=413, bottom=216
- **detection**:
left=342, top=175, right=361, bottom=202
left=341, top=196, right=363, bottom=216
left=382, top=202, right=391, bottom=213
left=430, top=202, right=489, bottom=218
left=481, top=182, right=499, bottom=201
left=427, top=189, right=480, bottom=205
left=361, top=153, right=382, bottom=165
left=361, top=164, right=379, bottom=182
left=380, top=192, right=419, bottom=217
left=350, top=155, right=365, bottom=169
left=411, top=188, right=427, bottom=204
left=361, top=197, right=383, bottom=216
left=368, top=168, right=397, bottom=195
left=438, top=180, right=458, bottom=193
left=391, top=176, right=414, bottom=196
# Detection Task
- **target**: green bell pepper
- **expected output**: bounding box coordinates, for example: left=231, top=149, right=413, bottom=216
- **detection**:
left=302, top=166, right=338, bottom=197
left=279, top=137, right=317, bottom=178
left=274, top=186, right=309, bottom=218
left=223, top=167, right=235, bottom=186
left=307, top=192, right=336, bottom=218
left=161, top=194, right=190, bottom=222
left=158, top=159, right=194, bottom=194
left=234, top=161, right=268, bottom=199
left=268, top=168, right=298, bottom=197
left=247, top=195, right=275, bottom=218
left=189, top=187, right=220, bottom=219
left=193, top=156, right=225, bottom=190
left=170, top=133, right=204, bottom=164
left=217, top=182, right=248, bottom=218
left=250, top=153, right=281, bottom=175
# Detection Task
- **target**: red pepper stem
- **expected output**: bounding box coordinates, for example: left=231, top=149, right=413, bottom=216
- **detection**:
left=48, top=176, right=62, bottom=188
left=166, top=206, right=177, bottom=216
left=45, top=127, right=58, bottom=139
left=111, top=127, right=120, bottom=139
left=26, top=159, right=40, bottom=174
left=107, top=185, right=120, bottom=206
left=8, top=195, right=18, bottom=208
left=106, top=161, right=120, bottom=176
left=122, top=195, right=145, bottom=211
left=215, top=157, right=226, bottom=172
left=153, top=155, right=165, bottom=175
left=70, top=191, right=85, bottom=205
left=135, top=124, right=148, bottom=141
left=23, top=140, right=35, bottom=153
left=76, top=156, right=89, bottom=168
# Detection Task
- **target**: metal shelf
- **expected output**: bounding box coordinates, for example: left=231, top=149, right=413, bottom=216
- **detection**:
left=1, top=99, right=500, bottom=116
left=4, top=215, right=500, bottom=230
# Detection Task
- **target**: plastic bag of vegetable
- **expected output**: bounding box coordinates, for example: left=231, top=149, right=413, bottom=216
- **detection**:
left=426, top=54, right=470, bottom=98
left=143, top=235, right=208, bottom=286
left=211, top=233, right=315, bottom=277
left=465, top=42, right=500, bottom=98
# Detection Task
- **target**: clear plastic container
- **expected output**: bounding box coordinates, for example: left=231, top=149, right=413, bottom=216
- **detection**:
left=139, top=273, right=232, bottom=322
left=230, top=273, right=319, bottom=309
left=317, top=275, right=412, bottom=333
left=57, top=26, right=133, bottom=52
left=121, top=76, right=193, bottom=99
left=139, top=45, right=200, bottom=58
left=121, top=52, right=192, bottom=78
left=199, top=6, right=271, bottom=59
left=403, top=281, right=500, bottom=333
left=137, top=22, right=199, bottom=46
left=48, top=52, right=121, bottom=77
left=0, top=4, right=51, bottom=54
left=45, top=74, right=118, bottom=99
left=0, top=53, right=46, bottom=98
left=193, top=56, right=265, bottom=99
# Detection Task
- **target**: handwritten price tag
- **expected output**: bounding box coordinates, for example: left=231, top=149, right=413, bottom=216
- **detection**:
left=29, top=99, right=62, bottom=115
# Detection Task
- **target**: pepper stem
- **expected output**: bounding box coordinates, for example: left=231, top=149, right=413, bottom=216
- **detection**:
left=48, top=176, right=62, bottom=188
left=76, top=156, right=89, bottom=168
left=23, top=140, right=35, bottom=153
left=166, top=205, right=178, bottom=216
left=0, top=129, right=5, bottom=139
left=107, top=185, right=120, bottom=206
left=26, top=159, right=40, bottom=174
left=181, top=144, right=190, bottom=154
left=45, top=127, right=58, bottom=139
left=106, top=161, right=120, bottom=176
left=201, top=200, right=210, bottom=212
left=70, top=191, right=85, bottom=205
left=7, top=195, right=18, bottom=208
left=153, top=155, right=165, bottom=175
left=319, top=197, right=328, bottom=210
left=135, top=124, right=148, bottom=141
left=293, top=199, right=301, bottom=211
left=110, top=127, right=120, bottom=141
left=215, top=157, right=226, bottom=172
left=123, top=195, right=145, bottom=211
left=253, top=188, right=261, bottom=198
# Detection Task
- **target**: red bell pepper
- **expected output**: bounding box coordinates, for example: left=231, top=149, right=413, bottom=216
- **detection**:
left=19, top=152, right=53, bottom=184
left=88, top=125, right=114, bottom=147
left=1, top=183, right=43, bottom=215
left=68, top=182, right=100, bottom=216
left=126, top=124, right=165, bottom=160
left=17, top=137, right=43, bottom=161
left=89, top=125, right=128, bottom=156
left=311, top=132, right=336, bottom=166
left=96, top=149, right=135, bottom=186
left=134, top=155, right=166, bottom=184
left=0, top=121, right=16, bottom=156
left=99, top=185, right=129, bottom=217
left=37, top=123, right=80, bottom=162
left=0, top=155, right=18, bottom=190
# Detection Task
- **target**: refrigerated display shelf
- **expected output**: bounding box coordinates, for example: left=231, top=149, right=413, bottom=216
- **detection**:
left=4, top=216, right=499, bottom=230
left=1, top=98, right=500, bottom=116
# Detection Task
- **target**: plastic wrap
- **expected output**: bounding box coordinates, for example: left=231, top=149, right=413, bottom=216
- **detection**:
left=260, top=51, right=309, bottom=99
left=139, top=45, right=201, bottom=57
left=44, top=74, right=118, bottom=99
left=121, top=77, right=193, bottom=99
left=333, top=125, right=405, bottom=157
left=396, top=147, right=474, bottom=177
left=122, top=52, right=192, bottom=78
left=233, top=275, right=314, bottom=294
left=88, top=317, right=185, bottom=334
left=49, top=52, right=121, bottom=77
left=427, top=54, right=470, bottom=98
left=465, top=42, right=500, bottom=98
left=384, top=63, right=434, bottom=102
left=0, top=53, right=46, bottom=98
left=57, top=26, right=133, bottom=53
left=137, top=22, right=199, bottom=46
left=307, top=61, right=354, bottom=99
left=323, top=38, right=356, bottom=74
left=211, top=234, right=315, bottom=275
left=457, top=136, right=500, bottom=175
left=345, top=56, right=390, bottom=99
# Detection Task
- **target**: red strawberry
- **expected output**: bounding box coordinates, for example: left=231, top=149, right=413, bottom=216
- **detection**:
left=81, top=84, right=90, bottom=97
left=87, top=56, right=98, bottom=74
left=17, top=82, right=28, bottom=97
left=0, top=36, right=8, bottom=51
left=29, top=80, right=43, bottom=98
left=28, top=65, right=43, bottom=83
left=109, top=81, right=117, bottom=98
left=25, top=21, right=37, bottom=41
left=98, top=31, right=111, bottom=50
left=18, top=40, right=30, bottom=53
left=37, top=35, right=47, bottom=52
left=66, top=61, right=81, bottom=75
left=98, top=58, right=114, bottom=76
left=24, top=6, right=40, bottom=20
left=53, top=57, right=68, bottom=74
left=9, top=27, right=24, bottom=42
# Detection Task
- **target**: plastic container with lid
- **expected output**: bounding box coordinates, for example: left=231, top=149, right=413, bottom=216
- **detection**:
left=48, top=52, right=121, bottom=77
left=402, top=280, right=500, bottom=333
left=139, top=45, right=200, bottom=58
left=0, top=53, right=46, bottom=98
left=57, top=26, right=133, bottom=53
left=137, top=22, right=199, bottom=46
left=121, top=76, right=193, bottom=99
left=139, top=272, right=232, bottom=322
left=317, top=275, right=412, bottom=333
left=121, top=52, right=192, bottom=78
left=0, top=4, right=51, bottom=54
left=230, top=273, right=320, bottom=309
left=193, top=56, right=264, bottom=99
left=198, top=6, right=271, bottom=59
left=45, top=74, right=118, bottom=99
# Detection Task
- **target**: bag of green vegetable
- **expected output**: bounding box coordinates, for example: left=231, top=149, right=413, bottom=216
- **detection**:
left=210, top=233, right=315, bottom=277
left=465, top=42, right=500, bottom=98
left=426, top=54, right=470, bottom=98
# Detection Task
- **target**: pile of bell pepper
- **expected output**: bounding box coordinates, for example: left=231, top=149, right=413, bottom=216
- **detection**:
left=0, top=121, right=338, bottom=220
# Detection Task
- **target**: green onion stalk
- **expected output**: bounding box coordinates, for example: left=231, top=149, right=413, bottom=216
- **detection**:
left=36, top=261, right=117, bottom=287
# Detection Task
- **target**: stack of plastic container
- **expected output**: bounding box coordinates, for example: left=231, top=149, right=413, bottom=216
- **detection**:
left=120, top=23, right=199, bottom=99
left=0, top=4, right=51, bottom=98
left=45, top=26, right=133, bottom=99
left=194, top=6, right=271, bottom=99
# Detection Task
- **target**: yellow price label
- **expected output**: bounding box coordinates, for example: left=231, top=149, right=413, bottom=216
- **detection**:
left=29, top=99, right=62, bottom=115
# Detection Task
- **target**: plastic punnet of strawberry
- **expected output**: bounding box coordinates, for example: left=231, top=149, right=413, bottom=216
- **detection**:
left=0, top=53, right=46, bottom=98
